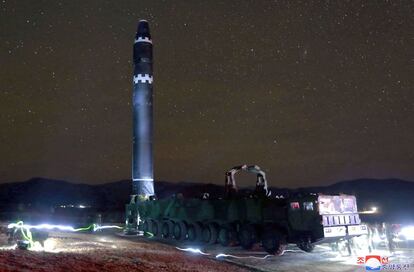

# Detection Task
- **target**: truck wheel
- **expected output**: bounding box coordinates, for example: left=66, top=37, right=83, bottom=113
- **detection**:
left=162, top=221, right=174, bottom=239
left=173, top=221, right=187, bottom=241
left=218, top=226, right=237, bottom=247
left=262, top=229, right=286, bottom=255
left=202, top=223, right=218, bottom=244
left=150, top=220, right=160, bottom=237
left=143, top=220, right=149, bottom=233
left=194, top=223, right=203, bottom=242
left=239, top=224, right=257, bottom=250
left=187, top=225, right=196, bottom=241
left=297, top=237, right=314, bottom=252
left=188, top=223, right=203, bottom=242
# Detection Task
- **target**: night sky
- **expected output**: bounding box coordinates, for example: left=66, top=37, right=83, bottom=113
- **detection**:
left=0, top=1, right=413, bottom=188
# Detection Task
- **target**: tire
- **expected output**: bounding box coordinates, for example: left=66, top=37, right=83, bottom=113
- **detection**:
left=187, top=223, right=203, bottom=242
left=143, top=220, right=149, bottom=233
left=150, top=220, right=160, bottom=237
left=173, top=221, right=188, bottom=241
left=239, top=224, right=257, bottom=250
left=187, top=224, right=196, bottom=242
left=202, top=223, right=219, bottom=244
left=218, top=225, right=237, bottom=247
left=162, top=221, right=174, bottom=239
left=297, top=236, right=315, bottom=252
left=262, top=228, right=287, bottom=255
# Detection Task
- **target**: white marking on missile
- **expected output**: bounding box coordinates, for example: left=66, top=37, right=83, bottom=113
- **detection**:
left=133, top=178, right=154, bottom=182
left=133, top=74, right=153, bottom=84
left=134, top=37, right=152, bottom=44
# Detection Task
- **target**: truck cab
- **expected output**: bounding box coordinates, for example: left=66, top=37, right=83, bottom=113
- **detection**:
left=288, top=194, right=368, bottom=246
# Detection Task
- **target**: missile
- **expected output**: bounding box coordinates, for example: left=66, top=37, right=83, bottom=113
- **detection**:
left=132, top=20, right=154, bottom=197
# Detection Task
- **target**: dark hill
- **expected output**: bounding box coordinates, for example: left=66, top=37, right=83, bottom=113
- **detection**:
left=0, top=177, right=413, bottom=222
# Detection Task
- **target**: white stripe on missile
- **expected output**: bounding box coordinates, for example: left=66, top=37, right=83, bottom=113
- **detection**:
left=133, top=74, right=153, bottom=84
left=133, top=178, right=154, bottom=182
left=135, top=37, right=152, bottom=44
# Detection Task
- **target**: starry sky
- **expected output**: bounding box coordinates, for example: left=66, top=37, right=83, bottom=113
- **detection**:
left=0, top=1, right=413, bottom=188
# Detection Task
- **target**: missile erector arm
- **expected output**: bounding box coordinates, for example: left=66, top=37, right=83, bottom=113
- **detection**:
left=224, top=164, right=269, bottom=198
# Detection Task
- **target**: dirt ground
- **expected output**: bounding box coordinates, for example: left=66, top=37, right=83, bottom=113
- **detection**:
left=0, top=231, right=247, bottom=272
left=1, top=228, right=414, bottom=272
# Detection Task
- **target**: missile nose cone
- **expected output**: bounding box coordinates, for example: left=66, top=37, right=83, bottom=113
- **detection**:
left=136, top=20, right=151, bottom=38
left=134, top=20, right=153, bottom=63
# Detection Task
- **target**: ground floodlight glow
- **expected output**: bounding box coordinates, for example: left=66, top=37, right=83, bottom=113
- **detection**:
left=8, top=223, right=77, bottom=232
left=93, top=225, right=123, bottom=231
left=216, top=253, right=274, bottom=259
left=43, top=238, right=58, bottom=252
left=30, top=241, right=45, bottom=251
left=359, top=206, right=379, bottom=214
left=0, top=244, right=17, bottom=250
left=7, top=221, right=124, bottom=251
left=400, top=226, right=414, bottom=240
left=8, top=222, right=122, bottom=233
left=176, top=245, right=308, bottom=259
left=177, top=247, right=295, bottom=260
left=175, top=247, right=210, bottom=255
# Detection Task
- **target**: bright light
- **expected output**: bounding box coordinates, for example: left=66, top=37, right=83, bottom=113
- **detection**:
left=8, top=222, right=122, bottom=232
left=400, top=226, right=414, bottom=240
left=176, top=247, right=210, bottom=255
left=177, top=247, right=292, bottom=260
left=359, top=206, right=379, bottom=214
left=93, top=225, right=123, bottom=231
left=216, top=253, right=274, bottom=259
left=43, top=238, right=58, bottom=252
left=30, top=241, right=44, bottom=251
left=0, top=244, right=17, bottom=250
left=58, top=204, right=91, bottom=209
left=8, top=223, right=77, bottom=232
left=7, top=221, right=123, bottom=251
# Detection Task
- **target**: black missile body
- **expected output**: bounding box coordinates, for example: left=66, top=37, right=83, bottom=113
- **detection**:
left=132, top=20, right=154, bottom=196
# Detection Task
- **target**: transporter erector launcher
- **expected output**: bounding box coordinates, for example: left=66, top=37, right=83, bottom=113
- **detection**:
left=125, top=21, right=368, bottom=253
left=132, top=20, right=155, bottom=197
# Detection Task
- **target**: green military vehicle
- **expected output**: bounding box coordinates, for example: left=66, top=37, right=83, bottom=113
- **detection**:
left=126, top=165, right=367, bottom=254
